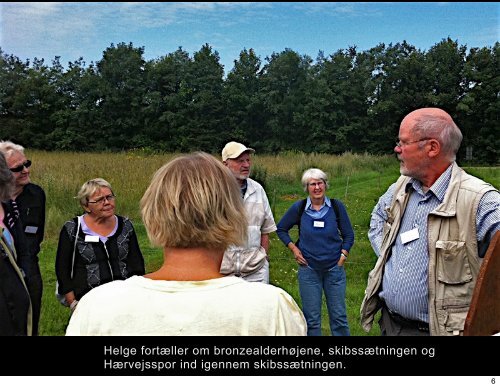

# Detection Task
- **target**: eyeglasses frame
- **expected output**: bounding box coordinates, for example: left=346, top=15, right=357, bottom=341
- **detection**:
left=308, top=181, right=325, bottom=188
left=395, top=137, right=432, bottom=148
left=87, top=194, right=116, bottom=205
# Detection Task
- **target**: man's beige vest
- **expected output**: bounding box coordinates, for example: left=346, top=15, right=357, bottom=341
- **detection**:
left=360, top=163, right=496, bottom=336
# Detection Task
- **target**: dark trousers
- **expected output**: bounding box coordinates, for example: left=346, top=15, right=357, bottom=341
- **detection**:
left=379, top=305, right=430, bottom=337
left=26, top=268, right=43, bottom=336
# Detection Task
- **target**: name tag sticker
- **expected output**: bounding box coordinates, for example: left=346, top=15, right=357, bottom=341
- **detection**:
left=24, top=226, right=38, bottom=234
left=85, top=235, right=100, bottom=243
left=400, top=228, right=419, bottom=245
left=313, top=221, right=325, bottom=228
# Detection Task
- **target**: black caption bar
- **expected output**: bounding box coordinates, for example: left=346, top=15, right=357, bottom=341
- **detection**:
left=4, top=336, right=498, bottom=376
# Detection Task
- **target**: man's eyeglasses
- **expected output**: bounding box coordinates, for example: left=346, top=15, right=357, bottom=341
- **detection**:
left=308, top=181, right=325, bottom=188
left=395, top=138, right=431, bottom=148
left=10, top=160, right=32, bottom=173
left=87, top=194, right=116, bottom=204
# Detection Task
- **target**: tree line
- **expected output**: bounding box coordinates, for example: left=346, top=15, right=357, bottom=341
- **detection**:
left=0, top=38, right=498, bottom=164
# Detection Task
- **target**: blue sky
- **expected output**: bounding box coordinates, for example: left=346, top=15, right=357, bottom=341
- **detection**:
left=1, top=2, right=498, bottom=74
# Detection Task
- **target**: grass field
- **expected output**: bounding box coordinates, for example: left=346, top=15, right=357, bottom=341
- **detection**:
left=28, top=150, right=499, bottom=336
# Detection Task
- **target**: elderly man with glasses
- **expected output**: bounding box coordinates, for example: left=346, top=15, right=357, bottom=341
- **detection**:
left=0, top=140, right=45, bottom=335
left=220, top=141, right=277, bottom=283
left=360, top=107, right=500, bottom=336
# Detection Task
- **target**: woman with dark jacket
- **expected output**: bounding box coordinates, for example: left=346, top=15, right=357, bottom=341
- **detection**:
left=0, top=140, right=45, bottom=335
left=0, top=152, right=32, bottom=336
left=55, top=178, right=145, bottom=311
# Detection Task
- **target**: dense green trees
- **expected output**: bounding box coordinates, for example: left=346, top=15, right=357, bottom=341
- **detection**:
left=0, top=39, right=498, bottom=164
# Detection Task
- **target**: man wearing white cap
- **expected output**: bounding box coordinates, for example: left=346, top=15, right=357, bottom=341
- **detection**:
left=220, top=141, right=277, bottom=283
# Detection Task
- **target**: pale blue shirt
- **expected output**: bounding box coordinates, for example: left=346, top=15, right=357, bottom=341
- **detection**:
left=305, top=196, right=332, bottom=219
left=369, top=164, right=500, bottom=322
left=1, top=227, right=15, bottom=255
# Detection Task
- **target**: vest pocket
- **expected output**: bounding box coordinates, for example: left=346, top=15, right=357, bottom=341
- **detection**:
left=436, top=240, right=472, bottom=284
left=435, top=240, right=474, bottom=334
left=437, top=306, right=468, bottom=335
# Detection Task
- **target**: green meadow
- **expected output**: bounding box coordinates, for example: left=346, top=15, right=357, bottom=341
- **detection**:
left=29, top=150, right=499, bottom=336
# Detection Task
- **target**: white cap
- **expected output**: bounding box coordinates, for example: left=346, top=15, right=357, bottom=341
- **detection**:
left=221, top=141, right=255, bottom=161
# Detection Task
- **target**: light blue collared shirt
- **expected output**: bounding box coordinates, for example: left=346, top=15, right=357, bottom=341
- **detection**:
left=305, top=196, right=331, bottom=219
left=1, top=227, right=15, bottom=255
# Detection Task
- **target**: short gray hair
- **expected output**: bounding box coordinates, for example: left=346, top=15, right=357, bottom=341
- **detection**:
left=76, top=178, right=114, bottom=207
left=0, top=140, right=25, bottom=159
left=0, top=152, right=14, bottom=201
left=412, top=115, right=463, bottom=162
left=301, top=168, right=329, bottom=192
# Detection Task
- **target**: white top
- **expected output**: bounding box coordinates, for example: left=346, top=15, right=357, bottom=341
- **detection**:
left=242, top=178, right=277, bottom=246
left=221, top=178, right=277, bottom=275
left=66, top=275, right=306, bottom=336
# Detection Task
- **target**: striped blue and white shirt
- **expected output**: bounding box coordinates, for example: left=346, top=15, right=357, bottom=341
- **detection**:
left=369, top=164, right=500, bottom=322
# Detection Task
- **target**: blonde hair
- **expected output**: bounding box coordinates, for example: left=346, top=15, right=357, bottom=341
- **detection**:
left=76, top=178, right=114, bottom=207
left=141, top=152, right=247, bottom=250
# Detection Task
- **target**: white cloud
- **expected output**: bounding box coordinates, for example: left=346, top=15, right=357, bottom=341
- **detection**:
left=9, top=2, right=63, bottom=17
left=1, top=2, right=269, bottom=44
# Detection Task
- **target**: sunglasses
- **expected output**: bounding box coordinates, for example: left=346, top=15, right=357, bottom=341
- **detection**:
left=10, top=160, right=32, bottom=173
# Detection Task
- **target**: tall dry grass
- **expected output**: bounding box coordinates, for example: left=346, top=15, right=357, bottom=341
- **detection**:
left=31, top=151, right=179, bottom=238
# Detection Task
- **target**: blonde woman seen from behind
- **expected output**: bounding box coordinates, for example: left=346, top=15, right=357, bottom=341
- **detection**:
left=66, top=152, right=306, bottom=336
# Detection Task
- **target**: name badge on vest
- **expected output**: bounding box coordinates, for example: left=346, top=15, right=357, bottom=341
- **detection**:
left=24, top=226, right=38, bottom=234
left=85, top=235, right=100, bottom=243
left=313, top=220, right=325, bottom=228
left=400, top=228, right=419, bottom=245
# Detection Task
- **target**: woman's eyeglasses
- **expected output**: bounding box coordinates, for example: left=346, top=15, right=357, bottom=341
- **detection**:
left=10, top=160, right=32, bottom=173
left=87, top=194, right=116, bottom=204
left=308, top=181, right=325, bottom=188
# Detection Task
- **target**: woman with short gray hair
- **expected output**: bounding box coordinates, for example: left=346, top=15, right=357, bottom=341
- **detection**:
left=0, top=140, right=45, bottom=335
left=301, top=168, right=329, bottom=192
left=0, top=152, right=32, bottom=335
left=277, top=167, right=355, bottom=336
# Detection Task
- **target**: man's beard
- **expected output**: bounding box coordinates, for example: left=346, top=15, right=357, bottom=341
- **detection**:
left=399, top=157, right=429, bottom=182
left=236, top=172, right=250, bottom=180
